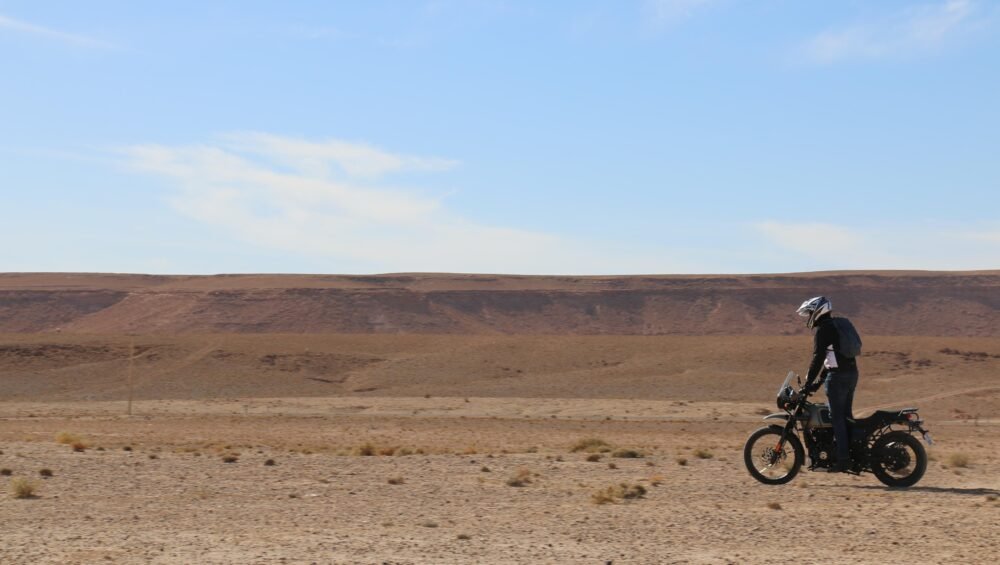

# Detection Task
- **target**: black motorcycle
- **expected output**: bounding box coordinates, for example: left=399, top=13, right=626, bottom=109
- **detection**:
left=744, top=371, right=933, bottom=488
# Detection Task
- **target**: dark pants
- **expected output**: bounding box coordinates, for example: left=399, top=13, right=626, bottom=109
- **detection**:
left=825, top=368, right=858, bottom=465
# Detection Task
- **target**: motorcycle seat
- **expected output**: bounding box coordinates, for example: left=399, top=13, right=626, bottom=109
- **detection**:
left=852, top=408, right=917, bottom=428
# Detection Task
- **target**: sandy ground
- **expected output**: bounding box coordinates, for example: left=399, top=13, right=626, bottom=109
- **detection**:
left=1, top=398, right=998, bottom=564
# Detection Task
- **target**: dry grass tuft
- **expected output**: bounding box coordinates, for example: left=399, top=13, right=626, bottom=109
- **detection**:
left=9, top=477, right=37, bottom=499
left=649, top=474, right=665, bottom=486
left=222, top=455, right=239, bottom=463
left=55, top=431, right=80, bottom=445
left=264, top=459, right=276, bottom=466
left=0, top=468, right=12, bottom=476
left=387, top=476, right=405, bottom=485
left=38, top=468, right=53, bottom=478
left=946, top=453, right=971, bottom=468
left=766, top=501, right=782, bottom=510
left=693, top=448, right=714, bottom=459
left=612, top=448, right=644, bottom=459
left=506, top=468, right=534, bottom=487
left=420, top=521, right=439, bottom=528
left=586, top=453, right=603, bottom=462
left=72, top=442, right=88, bottom=452
left=592, top=483, right=647, bottom=504
left=676, top=457, right=688, bottom=466
left=356, top=443, right=376, bottom=456
left=570, top=438, right=612, bottom=453
left=457, top=534, right=471, bottom=540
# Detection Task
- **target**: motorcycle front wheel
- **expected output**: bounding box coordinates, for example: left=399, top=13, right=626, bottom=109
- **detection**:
left=744, top=425, right=804, bottom=485
left=871, top=431, right=927, bottom=488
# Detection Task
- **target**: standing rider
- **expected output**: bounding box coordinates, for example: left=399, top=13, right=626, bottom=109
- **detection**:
left=797, top=296, right=860, bottom=473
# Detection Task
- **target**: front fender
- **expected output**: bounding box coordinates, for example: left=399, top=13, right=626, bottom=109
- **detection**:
left=762, top=413, right=790, bottom=422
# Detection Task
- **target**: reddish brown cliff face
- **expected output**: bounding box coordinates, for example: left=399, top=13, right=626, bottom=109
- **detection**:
left=0, top=272, right=996, bottom=336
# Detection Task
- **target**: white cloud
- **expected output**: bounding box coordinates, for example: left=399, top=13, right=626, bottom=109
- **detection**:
left=801, top=0, right=980, bottom=64
left=754, top=220, right=1000, bottom=271
left=122, top=133, right=684, bottom=274
left=0, top=13, right=113, bottom=48
left=643, top=0, right=715, bottom=27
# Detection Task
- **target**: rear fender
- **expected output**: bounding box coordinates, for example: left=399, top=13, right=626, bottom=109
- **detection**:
left=763, top=413, right=790, bottom=422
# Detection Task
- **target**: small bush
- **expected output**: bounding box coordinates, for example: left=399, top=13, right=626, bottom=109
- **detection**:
left=38, top=469, right=53, bottom=478
left=148, top=454, right=158, bottom=460
left=123, top=446, right=133, bottom=452
left=222, top=455, right=239, bottom=463
left=592, top=483, right=646, bottom=504
left=420, top=521, right=438, bottom=528
left=586, top=454, right=603, bottom=462
left=676, top=457, right=688, bottom=466
left=457, top=534, right=471, bottom=540
left=612, top=449, right=643, bottom=459
left=570, top=438, right=612, bottom=453
left=607, top=462, right=618, bottom=470
left=946, top=453, right=971, bottom=468
left=0, top=468, right=12, bottom=476
left=71, top=442, right=88, bottom=452
left=379, top=446, right=398, bottom=456
left=264, top=459, right=276, bottom=466
left=480, top=466, right=491, bottom=472
left=9, top=477, right=36, bottom=499
left=55, top=432, right=80, bottom=445
left=693, top=448, right=714, bottom=460
left=649, top=475, right=664, bottom=486
left=506, top=468, right=533, bottom=487
left=766, top=501, right=782, bottom=510
left=387, top=476, right=405, bottom=485
left=356, top=443, right=376, bottom=456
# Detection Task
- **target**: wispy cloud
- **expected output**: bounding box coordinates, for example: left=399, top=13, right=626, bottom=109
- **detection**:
left=801, top=0, right=982, bottom=64
left=643, top=0, right=716, bottom=28
left=754, top=220, right=1000, bottom=270
left=0, top=13, right=113, bottom=48
left=122, top=133, right=681, bottom=274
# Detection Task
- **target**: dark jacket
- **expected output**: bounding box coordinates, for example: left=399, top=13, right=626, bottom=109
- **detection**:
left=805, top=315, right=859, bottom=389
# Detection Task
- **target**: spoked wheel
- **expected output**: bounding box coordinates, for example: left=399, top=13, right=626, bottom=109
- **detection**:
left=744, top=425, right=804, bottom=485
left=871, top=431, right=927, bottom=488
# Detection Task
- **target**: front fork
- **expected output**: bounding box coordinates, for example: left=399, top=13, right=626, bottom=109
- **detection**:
left=772, top=409, right=801, bottom=460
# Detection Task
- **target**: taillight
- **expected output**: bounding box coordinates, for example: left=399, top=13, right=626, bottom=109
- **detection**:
left=906, top=413, right=920, bottom=422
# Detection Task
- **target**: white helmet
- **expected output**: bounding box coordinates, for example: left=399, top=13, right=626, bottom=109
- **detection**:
left=796, top=296, right=832, bottom=329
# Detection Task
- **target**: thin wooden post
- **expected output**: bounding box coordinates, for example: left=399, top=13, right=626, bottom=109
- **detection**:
left=127, top=337, right=135, bottom=416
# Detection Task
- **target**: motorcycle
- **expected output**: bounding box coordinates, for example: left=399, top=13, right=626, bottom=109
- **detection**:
left=744, top=371, right=934, bottom=488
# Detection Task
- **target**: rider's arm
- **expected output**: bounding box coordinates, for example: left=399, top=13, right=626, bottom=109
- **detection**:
left=804, top=322, right=836, bottom=391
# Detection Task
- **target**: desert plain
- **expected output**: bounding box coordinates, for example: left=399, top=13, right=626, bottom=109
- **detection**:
left=1, top=273, right=998, bottom=564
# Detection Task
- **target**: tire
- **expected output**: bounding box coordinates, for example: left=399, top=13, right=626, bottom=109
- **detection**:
left=744, top=425, right=804, bottom=485
left=871, top=431, right=927, bottom=488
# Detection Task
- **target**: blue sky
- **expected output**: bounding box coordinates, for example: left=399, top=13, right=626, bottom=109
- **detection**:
left=1, top=0, right=998, bottom=275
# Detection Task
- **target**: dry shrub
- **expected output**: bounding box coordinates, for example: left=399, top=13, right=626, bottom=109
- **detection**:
left=264, top=459, right=276, bottom=466
left=55, top=432, right=80, bottom=445
left=592, top=483, right=647, bottom=504
left=9, top=477, right=36, bottom=499
left=586, top=454, right=603, bottom=462
left=480, top=466, right=491, bottom=472
left=506, top=468, right=534, bottom=487
left=612, top=449, right=644, bottom=459
left=222, top=455, right=239, bottom=463
left=946, top=453, right=971, bottom=468
left=570, top=438, right=612, bottom=453
left=387, top=476, right=405, bottom=485
left=395, top=448, right=415, bottom=456
left=356, top=443, right=376, bottom=456
left=457, top=534, right=471, bottom=540
left=693, top=448, right=714, bottom=460
left=379, top=446, right=399, bottom=456
left=72, top=442, right=88, bottom=453
left=38, top=469, right=53, bottom=478
left=0, top=468, right=11, bottom=476
left=676, top=457, right=688, bottom=466
left=608, top=462, right=618, bottom=469
left=420, top=521, right=439, bottom=528
left=766, top=501, right=782, bottom=510
left=649, top=475, right=665, bottom=486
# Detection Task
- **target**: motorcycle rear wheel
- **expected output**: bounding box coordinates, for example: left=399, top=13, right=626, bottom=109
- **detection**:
left=871, top=430, right=927, bottom=488
left=744, top=425, right=804, bottom=485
